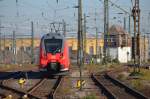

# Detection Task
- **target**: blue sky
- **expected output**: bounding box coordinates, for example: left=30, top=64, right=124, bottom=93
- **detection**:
left=0, top=0, right=150, bottom=38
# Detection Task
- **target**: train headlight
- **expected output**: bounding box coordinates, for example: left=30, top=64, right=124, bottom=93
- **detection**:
left=60, top=53, right=63, bottom=59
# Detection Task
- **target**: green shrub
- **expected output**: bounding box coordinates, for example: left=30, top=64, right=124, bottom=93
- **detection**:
left=117, top=73, right=126, bottom=81
left=112, top=58, right=120, bottom=64
left=101, top=56, right=112, bottom=65
left=131, top=80, right=144, bottom=90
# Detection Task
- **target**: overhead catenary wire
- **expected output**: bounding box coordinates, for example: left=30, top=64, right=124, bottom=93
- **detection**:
left=99, top=0, right=131, bottom=15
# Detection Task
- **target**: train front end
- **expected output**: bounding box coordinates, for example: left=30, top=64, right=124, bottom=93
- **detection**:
left=39, top=33, right=70, bottom=74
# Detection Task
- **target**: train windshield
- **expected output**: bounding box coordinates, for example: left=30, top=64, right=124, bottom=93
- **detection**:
left=44, top=39, right=62, bottom=53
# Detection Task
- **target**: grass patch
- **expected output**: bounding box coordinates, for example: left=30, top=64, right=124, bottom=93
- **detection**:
left=83, top=63, right=123, bottom=74
left=83, top=94, right=97, bottom=99
left=127, top=68, right=150, bottom=92
left=0, top=64, right=37, bottom=71
left=129, top=71, right=143, bottom=77
left=140, top=69, right=150, bottom=81
left=107, top=63, right=121, bottom=69
left=130, top=79, right=144, bottom=90
left=84, top=64, right=104, bottom=73
left=129, top=68, right=150, bottom=81
left=117, top=73, right=126, bottom=81
left=57, top=77, right=71, bottom=95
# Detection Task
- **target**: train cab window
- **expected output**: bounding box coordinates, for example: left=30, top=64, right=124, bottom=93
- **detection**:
left=44, top=39, right=62, bottom=53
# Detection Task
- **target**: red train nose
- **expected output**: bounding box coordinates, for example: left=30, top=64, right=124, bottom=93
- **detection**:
left=47, top=54, right=60, bottom=62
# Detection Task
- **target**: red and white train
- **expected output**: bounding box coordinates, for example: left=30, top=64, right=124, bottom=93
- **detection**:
left=39, top=33, right=70, bottom=73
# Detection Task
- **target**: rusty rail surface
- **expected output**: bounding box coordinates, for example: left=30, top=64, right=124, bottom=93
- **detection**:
left=49, top=75, right=63, bottom=99
left=91, top=73, right=149, bottom=99
left=26, top=75, right=63, bottom=99
left=0, top=71, right=64, bottom=99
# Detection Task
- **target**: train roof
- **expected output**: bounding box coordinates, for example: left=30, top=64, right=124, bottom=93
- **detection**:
left=41, top=33, right=64, bottom=40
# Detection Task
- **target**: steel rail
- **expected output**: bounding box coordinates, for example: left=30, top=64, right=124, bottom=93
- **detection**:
left=49, top=75, right=63, bottom=99
left=105, top=73, right=149, bottom=99
left=91, top=73, right=117, bottom=99
left=91, top=73, right=149, bottom=99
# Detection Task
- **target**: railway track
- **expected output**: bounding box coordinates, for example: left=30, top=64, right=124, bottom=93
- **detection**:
left=0, top=71, right=63, bottom=99
left=0, top=83, right=39, bottom=99
left=0, top=71, right=39, bottom=99
left=27, top=75, right=63, bottom=99
left=91, top=73, right=149, bottom=99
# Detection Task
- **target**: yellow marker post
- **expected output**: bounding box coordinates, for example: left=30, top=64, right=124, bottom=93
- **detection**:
left=77, top=80, right=81, bottom=88
left=81, top=80, right=85, bottom=86
left=18, top=78, right=26, bottom=88
left=76, top=80, right=85, bottom=89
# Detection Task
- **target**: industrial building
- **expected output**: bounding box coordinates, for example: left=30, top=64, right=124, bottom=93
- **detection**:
left=0, top=30, right=148, bottom=63
left=105, top=25, right=132, bottom=63
left=0, top=37, right=104, bottom=55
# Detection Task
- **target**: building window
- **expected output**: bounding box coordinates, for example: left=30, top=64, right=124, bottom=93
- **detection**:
left=89, top=46, right=94, bottom=55
left=5, top=47, right=10, bottom=51
left=26, top=47, right=31, bottom=51
left=20, top=46, right=24, bottom=51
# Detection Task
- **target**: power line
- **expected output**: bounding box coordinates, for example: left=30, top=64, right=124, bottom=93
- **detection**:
left=99, top=0, right=131, bottom=15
